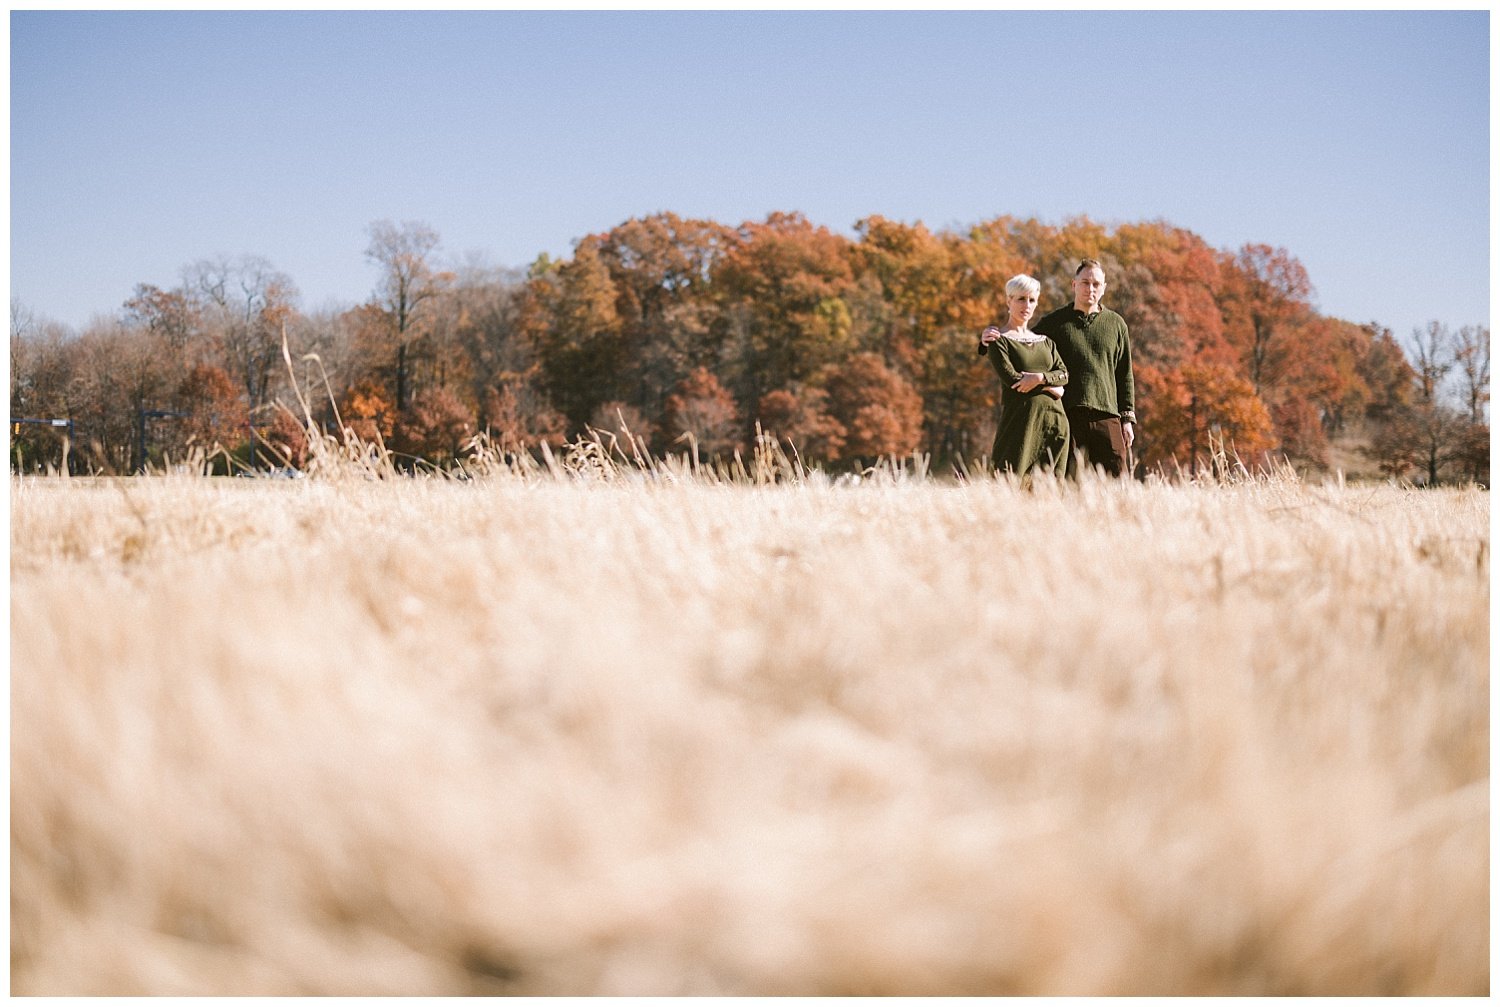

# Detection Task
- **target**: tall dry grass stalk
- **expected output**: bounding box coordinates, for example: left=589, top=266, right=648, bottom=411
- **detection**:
left=10, top=462, right=1488, bottom=994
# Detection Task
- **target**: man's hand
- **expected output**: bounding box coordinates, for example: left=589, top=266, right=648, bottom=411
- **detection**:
left=1122, top=419, right=1135, bottom=449
left=979, top=326, right=1003, bottom=346
left=1011, top=372, right=1045, bottom=394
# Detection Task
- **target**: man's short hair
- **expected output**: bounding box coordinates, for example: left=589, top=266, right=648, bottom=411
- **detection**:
left=1075, top=258, right=1105, bottom=277
left=1005, top=273, right=1041, bottom=299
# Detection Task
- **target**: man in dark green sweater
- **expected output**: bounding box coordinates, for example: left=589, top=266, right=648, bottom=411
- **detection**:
left=984, top=258, right=1135, bottom=477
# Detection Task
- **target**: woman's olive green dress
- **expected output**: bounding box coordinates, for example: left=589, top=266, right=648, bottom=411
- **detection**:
left=982, top=333, right=1071, bottom=476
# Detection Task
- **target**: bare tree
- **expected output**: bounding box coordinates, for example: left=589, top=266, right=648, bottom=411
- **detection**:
left=1406, top=321, right=1463, bottom=485
left=1451, top=324, right=1490, bottom=425
left=365, top=220, right=450, bottom=412
left=184, top=255, right=298, bottom=411
left=1449, top=324, right=1490, bottom=484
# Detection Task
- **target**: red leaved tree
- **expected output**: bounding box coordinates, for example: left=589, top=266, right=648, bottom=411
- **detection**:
left=821, top=352, right=924, bottom=466
left=588, top=400, right=655, bottom=450
left=757, top=384, right=846, bottom=463
left=260, top=408, right=311, bottom=470
left=659, top=366, right=741, bottom=458
left=392, top=385, right=475, bottom=466
left=481, top=377, right=568, bottom=453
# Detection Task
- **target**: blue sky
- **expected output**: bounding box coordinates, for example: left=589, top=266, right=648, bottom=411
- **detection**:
left=9, top=10, right=1490, bottom=343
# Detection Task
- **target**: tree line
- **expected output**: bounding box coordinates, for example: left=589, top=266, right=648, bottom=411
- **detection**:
left=8, top=212, right=1490, bottom=484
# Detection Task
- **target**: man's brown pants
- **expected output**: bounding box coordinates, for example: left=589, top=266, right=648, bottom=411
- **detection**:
left=1065, top=406, right=1130, bottom=478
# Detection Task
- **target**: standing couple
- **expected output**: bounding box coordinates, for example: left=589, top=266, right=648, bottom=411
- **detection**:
left=977, top=258, right=1136, bottom=479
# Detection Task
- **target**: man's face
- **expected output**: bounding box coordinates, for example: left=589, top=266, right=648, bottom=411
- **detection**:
left=1073, top=267, right=1106, bottom=311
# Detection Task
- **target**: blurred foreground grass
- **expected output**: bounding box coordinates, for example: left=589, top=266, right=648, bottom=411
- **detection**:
left=10, top=471, right=1489, bottom=994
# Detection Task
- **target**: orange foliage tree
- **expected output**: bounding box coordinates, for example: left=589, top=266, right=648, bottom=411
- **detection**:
left=1142, top=362, right=1277, bottom=474
left=1218, top=243, right=1314, bottom=395
left=851, top=217, right=1004, bottom=466
left=715, top=212, right=857, bottom=411
left=172, top=363, right=247, bottom=458
left=339, top=377, right=397, bottom=444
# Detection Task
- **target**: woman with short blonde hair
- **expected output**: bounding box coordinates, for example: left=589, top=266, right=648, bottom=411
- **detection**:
left=1005, top=273, right=1041, bottom=300
left=977, top=274, right=1070, bottom=478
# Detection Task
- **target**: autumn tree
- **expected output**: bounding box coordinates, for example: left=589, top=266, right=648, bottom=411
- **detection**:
left=1107, top=222, right=1228, bottom=372
left=659, top=366, right=740, bottom=458
left=166, top=363, right=247, bottom=461
left=278, top=305, right=371, bottom=435
left=851, top=218, right=999, bottom=466
left=10, top=307, right=71, bottom=421
left=418, top=260, right=481, bottom=400
left=915, top=326, right=1000, bottom=467
left=851, top=216, right=962, bottom=360
left=529, top=241, right=624, bottom=428
left=820, top=352, right=924, bottom=466
left=587, top=400, right=655, bottom=449
left=391, top=385, right=475, bottom=467
left=592, top=213, right=734, bottom=415
left=450, top=262, right=527, bottom=391
left=1401, top=321, right=1465, bottom=485
left=757, top=384, right=846, bottom=462
left=123, top=283, right=199, bottom=357
left=10, top=308, right=80, bottom=472
left=1219, top=244, right=1314, bottom=395
left=259, top=408, right=310, bottom=470
left=1142, top=361, right=1277, bottom=475
left=715, top=212, right=857, bottom=413
left=1451, top=324, right=1491, bottom=425
left=952, top=220, right=1033, bottom=331
left=1357, top=325, right=1417, bottom=425
left=435, top=260, right=565, bottom=450
left=1452, top=420, right=1490, bottom=487
left=1365, top=321, right=1481, bottom=485
left=966, top=214, right=1114, bottom=312
left=61, top=320, right=179, bottom=472
left=481, top=379, right=567, bottom=453
left=338, top=376, right=397, bottom=444
left=1301, top=317, right=1377, bottom=438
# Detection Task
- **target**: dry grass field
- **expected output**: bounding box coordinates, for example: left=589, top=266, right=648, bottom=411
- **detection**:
left=9, top=459, right=1490, bottom=994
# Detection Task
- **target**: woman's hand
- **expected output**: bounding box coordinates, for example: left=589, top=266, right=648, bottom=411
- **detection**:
left=1042, top=385, right=1064, bottom=399
left=1011, top=371, right=1045, bottom=394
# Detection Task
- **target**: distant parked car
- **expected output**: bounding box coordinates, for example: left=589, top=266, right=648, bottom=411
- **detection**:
left=238, top=467, right=304, bottom=479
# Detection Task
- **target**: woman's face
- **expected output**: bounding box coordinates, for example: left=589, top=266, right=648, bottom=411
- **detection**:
left=1008, top=290, right=1038, bottom=326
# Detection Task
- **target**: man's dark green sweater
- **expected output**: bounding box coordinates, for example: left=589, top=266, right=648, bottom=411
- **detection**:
left=1031, top=304, right=1135, bottom=421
